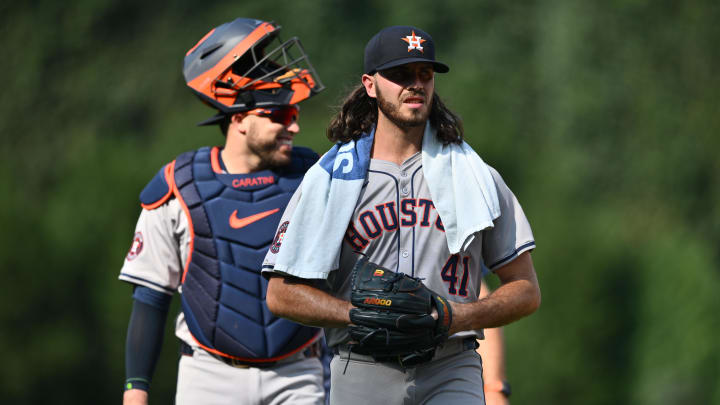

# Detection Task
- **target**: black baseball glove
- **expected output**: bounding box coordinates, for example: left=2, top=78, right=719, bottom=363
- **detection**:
left=347, top=256, right=452, bottom=367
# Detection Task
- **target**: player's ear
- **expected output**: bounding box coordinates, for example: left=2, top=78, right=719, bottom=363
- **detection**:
left=361, top=74, right=377, bottom=99
left=230, top=113, right=248, bottom=136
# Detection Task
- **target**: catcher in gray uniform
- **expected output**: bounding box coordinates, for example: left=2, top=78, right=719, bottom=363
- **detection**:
left=262, top=25, right=540, bottom=404
left=119, top=18, right=328, bottom=405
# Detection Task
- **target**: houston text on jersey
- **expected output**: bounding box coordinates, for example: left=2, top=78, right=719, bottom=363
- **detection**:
left=344, top=198, right=444, bottom=251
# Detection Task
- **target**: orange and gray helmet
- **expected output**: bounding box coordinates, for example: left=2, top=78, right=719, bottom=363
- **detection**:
left=183, top=18, right=325, bottom=126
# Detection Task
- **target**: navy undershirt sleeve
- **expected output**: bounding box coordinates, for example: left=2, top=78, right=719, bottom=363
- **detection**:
left=124, top=286, right=172, bottom=392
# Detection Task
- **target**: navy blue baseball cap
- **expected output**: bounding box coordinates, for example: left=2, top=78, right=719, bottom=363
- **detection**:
left=364, top=25, right=449, bottom=75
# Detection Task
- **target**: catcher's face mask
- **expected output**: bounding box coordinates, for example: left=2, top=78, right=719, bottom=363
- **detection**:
left=183, top=18, right=324, bottom=126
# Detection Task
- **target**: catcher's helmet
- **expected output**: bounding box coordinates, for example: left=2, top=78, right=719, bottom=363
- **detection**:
left=184, top=18, right=324, bottom=125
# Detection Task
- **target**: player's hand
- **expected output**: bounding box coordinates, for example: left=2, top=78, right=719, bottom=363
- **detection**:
left=123, top=389, right=148, bottom=405
left=484, top=390, right=510, bottom=405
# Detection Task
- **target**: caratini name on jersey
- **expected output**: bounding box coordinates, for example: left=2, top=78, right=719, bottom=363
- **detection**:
left=232, top=176, right=275, bottom=188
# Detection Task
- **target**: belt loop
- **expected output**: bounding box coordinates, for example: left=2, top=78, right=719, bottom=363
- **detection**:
left=179, top=342, right=194, bottom=357
left=463, top=337, right=479, bottom=351
left=303, top=339, right=322, bottom=358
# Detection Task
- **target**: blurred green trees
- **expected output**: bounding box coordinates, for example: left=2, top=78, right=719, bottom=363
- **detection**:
left=1, top=0, right=718, bottom=403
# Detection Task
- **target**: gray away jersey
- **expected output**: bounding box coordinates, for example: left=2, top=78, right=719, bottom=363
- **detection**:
left=263, top=152, right=535, bottom=347
left=118, top=198, right=197, bottom=347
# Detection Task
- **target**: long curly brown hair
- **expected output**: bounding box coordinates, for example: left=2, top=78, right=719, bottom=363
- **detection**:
left=326, top=84, right=464, bottom=145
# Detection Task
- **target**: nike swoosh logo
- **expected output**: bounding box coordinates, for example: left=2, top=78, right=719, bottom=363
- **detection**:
left=229, top=208, right=280, bottom=229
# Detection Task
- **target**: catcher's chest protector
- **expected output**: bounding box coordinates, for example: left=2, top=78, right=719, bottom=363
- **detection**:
left=173, top=146, right=319, bottom=361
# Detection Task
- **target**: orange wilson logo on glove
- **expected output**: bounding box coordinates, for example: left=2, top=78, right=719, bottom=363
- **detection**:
left=363, top=297, right=392, bottom=306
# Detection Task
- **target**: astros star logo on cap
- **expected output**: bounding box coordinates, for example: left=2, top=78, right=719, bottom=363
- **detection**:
left=402, top=30, right=426, bottom=53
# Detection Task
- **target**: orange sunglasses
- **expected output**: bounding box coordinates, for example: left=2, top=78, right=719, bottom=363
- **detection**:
left=245, top=106, right=299, bottom=126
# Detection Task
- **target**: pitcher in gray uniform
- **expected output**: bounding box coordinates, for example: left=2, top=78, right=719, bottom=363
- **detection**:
left=262, top=25, right=541, bottom=404
left=119, top=18, right=327, bottom=405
